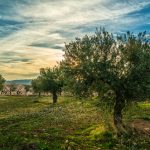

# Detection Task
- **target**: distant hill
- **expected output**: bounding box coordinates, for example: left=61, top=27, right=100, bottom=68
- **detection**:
left=6, top=79, right=32, bottom=85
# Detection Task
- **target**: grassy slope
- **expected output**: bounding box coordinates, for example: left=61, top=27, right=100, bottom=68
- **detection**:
left=0, top=96, right=150, bottom=150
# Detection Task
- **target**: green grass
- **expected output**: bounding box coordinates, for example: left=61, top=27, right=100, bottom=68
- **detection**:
left=0, top=96, right=150, bottom=150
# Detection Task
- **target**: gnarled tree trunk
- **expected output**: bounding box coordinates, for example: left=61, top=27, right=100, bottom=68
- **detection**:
left=113, top=91, right=126, bottom=134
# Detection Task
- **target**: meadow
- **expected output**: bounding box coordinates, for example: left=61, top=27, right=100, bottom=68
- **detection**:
left=0, top=96, right=150, bottom=150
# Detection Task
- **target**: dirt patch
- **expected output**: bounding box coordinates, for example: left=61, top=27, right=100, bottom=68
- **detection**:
left=129, top=119, right=150, bottom=134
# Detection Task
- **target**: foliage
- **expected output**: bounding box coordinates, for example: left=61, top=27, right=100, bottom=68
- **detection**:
left=60, top=28, right=150, bottom=131
left=32, top=67, right=63, bottom=103
left=24, top=85, right=31, bottom=92
left=32, top=77, right=43, bottom=96
left=0, top=74, right=5, bottom=91
left=40, top=67, right=63, bottom=103
left=39, top=67, right=63, bottom=95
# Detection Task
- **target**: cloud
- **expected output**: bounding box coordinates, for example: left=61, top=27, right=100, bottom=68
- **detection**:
left=0, top=0, right=150, bottom=79
left=0, top=48, right=64, bottom=80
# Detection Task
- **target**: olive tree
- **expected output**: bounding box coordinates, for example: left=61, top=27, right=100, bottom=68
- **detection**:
left=32, top=77, right=43, bottom=97
left=0, top=74, right=5, bottom=92
left=39, top=67, right=63, bottom=104
left=60, top=28, right=150, bottom=132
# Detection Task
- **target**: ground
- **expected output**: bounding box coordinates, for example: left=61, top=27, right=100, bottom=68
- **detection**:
left=0, top=96, right=150, bottom=150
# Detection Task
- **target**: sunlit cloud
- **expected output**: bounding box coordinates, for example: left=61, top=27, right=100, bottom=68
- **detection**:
left=0, top=0, right=149, bottom=80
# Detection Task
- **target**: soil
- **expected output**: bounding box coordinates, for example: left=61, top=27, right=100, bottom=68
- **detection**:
left=129, top=119, right=150, bottom=134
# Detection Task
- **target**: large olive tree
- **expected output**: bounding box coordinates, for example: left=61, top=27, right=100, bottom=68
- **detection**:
left=60, top=28, right=150, bottom=132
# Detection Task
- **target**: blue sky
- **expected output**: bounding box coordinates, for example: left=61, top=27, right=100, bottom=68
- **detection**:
left=0, top=0, right=150, bottom=80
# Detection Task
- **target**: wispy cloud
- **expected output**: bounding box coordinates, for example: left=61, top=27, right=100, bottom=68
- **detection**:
left=0, top=0, right=149, bottom=79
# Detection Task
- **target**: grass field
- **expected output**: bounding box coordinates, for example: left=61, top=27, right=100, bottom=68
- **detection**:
left=0, top=96, right=150, bottom=150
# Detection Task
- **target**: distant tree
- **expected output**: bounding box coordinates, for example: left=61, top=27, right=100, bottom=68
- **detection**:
left=24, top=85, right=31, bottom=95
left=32, top=77, right=43, bottom=97
left=60, top=28, right=150, bottom=133
left=16, top=85, right=25, bottom=95
left=0, top=74, right=5, bottom=92
left=39, top=67, right=63, bottom=104
left=8, top=82, right=17, bottom=95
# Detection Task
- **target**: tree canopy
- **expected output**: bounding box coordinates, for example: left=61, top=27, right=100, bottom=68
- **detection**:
left=32, top=67, right=63, bottom=103
left=0, top=74, right=5, bottom=91
left=60, top=28, right=150, bottom=132
left=32, top=77, right=43, bottom=97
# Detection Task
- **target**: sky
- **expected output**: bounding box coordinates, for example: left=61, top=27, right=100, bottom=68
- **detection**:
left=0, top=0, right=150, bottom=80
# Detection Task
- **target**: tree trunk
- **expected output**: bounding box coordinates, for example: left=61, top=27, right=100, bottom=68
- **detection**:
left=52, top=92, right=57, bottom=104
left=113, top=92, right=126, bottom=134
left=38, top=92, right=41, bottom=97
